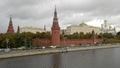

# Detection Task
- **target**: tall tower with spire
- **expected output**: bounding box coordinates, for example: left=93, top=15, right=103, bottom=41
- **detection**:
left=44, top=25, right=46, bottom=31
left=17, top=26, right=20, bottom=33
left=7, top=16, right=15, bottom=34
left=51, top=6, right=60, bottom=45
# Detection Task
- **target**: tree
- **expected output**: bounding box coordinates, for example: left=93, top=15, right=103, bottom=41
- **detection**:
left=117, top=31, right=120, bottom=35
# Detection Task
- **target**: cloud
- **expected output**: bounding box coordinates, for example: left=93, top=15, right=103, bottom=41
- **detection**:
left=0, top=0, right=120, bottom=33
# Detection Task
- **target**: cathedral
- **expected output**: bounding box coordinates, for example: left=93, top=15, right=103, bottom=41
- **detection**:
left=101, top=20, right=116, bottom=35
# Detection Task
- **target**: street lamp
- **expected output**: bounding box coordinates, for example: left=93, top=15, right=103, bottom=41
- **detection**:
left=24, top=39, right=27, bottom=47
left=5, top=38, right=10, bottom=52
left=6, top=39, right=9, bottom=48
left=29, top=40, right=32, bottom=50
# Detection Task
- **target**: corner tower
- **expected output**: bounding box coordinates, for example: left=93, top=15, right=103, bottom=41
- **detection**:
left=7, top=16, right=15, bottom=34
left=51, top=6, right=60, bottom=45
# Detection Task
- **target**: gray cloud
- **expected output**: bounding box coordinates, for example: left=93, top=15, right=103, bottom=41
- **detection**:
left=0, top=0, right=120, bottom=33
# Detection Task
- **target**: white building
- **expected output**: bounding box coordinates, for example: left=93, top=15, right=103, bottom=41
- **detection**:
left=20, top=27, right=46, bottom=33
left=64, top=23, right=101, bottom=35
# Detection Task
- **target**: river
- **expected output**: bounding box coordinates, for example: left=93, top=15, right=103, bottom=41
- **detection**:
left=0, top=47, right=120, bottom=68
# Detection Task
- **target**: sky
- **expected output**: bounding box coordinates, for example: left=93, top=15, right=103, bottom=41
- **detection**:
left=0, top=0, right=120, bottom=33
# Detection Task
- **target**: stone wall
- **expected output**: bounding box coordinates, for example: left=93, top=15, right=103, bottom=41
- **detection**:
left=33, top=38, right=103, bottom=46
left=60, top=39, right=103, bottom=45
left=33, top=38, right=51, bottom=46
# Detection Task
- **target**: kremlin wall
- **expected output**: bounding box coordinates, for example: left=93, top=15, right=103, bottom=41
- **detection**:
left=32, top=7, right=103, bottom=46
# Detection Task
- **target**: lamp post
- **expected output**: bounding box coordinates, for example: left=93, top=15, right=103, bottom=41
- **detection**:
left=5, top=38, right=11, bottom=52
left=6, top=39, right=9, bottom=48
left=24, top=39, right=27, bottom=47
left=29, top=40, right=32, bottom=50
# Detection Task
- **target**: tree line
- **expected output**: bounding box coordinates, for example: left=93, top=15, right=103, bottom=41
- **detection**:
left=0, top=31, right=120, bottom=48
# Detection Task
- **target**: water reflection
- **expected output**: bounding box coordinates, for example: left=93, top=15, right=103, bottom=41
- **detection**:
left=53, top=53, right=61, bottom=68
left=0, top=48, right=120, bottom=68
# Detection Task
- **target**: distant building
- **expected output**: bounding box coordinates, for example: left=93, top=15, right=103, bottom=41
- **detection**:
left=7, top=16, right=15, bottom=34
left=20, top=27, right=46, bottom=33
left=101, top=20, right=116, bottom=35
left=64, top=23, right=101, bottom=35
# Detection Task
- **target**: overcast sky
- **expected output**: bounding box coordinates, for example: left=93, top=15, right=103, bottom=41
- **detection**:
left=0, top=0, right=120, bottom=33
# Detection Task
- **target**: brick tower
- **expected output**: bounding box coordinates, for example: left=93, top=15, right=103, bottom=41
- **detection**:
left=51, top=6, right=60, bottom=45
left=7, top=16, right=15, bottom=34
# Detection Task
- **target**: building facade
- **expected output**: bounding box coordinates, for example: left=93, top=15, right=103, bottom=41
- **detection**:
left=20, top=27, right=46, bottom=33
left=64, top=23, right=101, bottom=35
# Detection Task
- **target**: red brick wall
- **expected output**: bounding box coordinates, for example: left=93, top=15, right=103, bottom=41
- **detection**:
left=33, top=38, right=103, bottom=46
left=33, top=38, right=51, bottom=46
left=60, top=39, right=92, bottom=45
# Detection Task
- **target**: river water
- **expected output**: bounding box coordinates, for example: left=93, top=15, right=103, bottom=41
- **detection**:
left=0, top=47, right=120, bottom=68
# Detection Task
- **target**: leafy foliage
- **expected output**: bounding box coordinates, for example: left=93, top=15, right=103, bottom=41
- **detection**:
left=0, top=32, right=51, bottom=48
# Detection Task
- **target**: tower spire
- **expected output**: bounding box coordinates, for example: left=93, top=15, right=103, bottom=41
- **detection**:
left=53, top=5, right=58, bottom=22
left=44, top=25, right=46, bottom=31
left=17, top=26, right=20, bottom=33
left=55, top=5, right=57, bottom=16
left=10, top=15, right=12, bottom=23
left=7, top=15, right=15, bottom=34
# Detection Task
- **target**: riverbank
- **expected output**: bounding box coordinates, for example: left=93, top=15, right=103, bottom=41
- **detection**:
left=0, top=44, right=120, bottom=59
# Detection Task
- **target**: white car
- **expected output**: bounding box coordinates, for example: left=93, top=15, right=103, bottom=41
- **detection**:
left=4, top=48, right=11, bottom=52
left=42, top=46, right=45, bottom=49
left=17, top=46, right=26, bottom=50
left=0, top=49, right=4, bottom=52
left=50, top=46, right=56, bottom=48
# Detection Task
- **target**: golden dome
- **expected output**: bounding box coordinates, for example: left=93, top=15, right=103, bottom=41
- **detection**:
left=104, top=20, right=107, bottom=23
left=109, top=25, right=112, bottom=29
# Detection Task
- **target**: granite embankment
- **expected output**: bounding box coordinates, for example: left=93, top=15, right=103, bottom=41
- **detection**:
left=0, top=44, right=120, bottom=59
